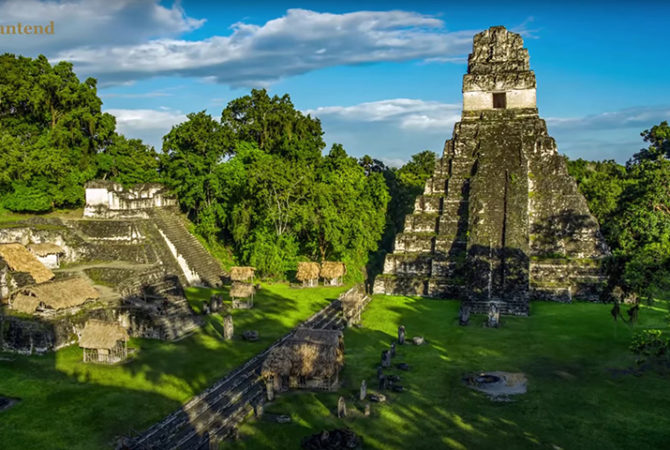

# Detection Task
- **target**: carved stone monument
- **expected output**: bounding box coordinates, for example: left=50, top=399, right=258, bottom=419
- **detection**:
left=459, top=303, right=471, bottom=326
left=337, top=396, right=347, bottom=418
left=398, top=325, right=406, bottom=345
left=487, top=303, right=500, bottom=328
left=223, top=314, right=234, bottom=340
left=360, top=379, right=367, bottom=401
left=381, top=350, right=391, bottom=368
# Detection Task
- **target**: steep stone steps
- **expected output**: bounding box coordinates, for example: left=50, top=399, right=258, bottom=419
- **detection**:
left=149, top=209, right=225, bottom=287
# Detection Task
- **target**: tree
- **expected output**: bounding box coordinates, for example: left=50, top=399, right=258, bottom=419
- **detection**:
left=159, top=111, right=231, bottom=230
left=298, top=144, right=389, bottom=279
left=0, top=53, right=130, bottom=212
left=97, top=135, right=159, bottom=186
left=221, top=88, right=325, bottom=162
left=630, top=121, right=670, bottom=164
left=569, top=123, right=670, bottom=297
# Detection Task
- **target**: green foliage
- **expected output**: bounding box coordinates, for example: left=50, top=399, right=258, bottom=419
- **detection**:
left=0, top=54, right=158, bottom=211
left=568, top=124, right=670, bottom=296
left=221, top=88, right=324, bottom=162
left=243, top=231, right=299, bottom=279
left=2, top=183, right=52, bottom=212
left=97, top=135, right=159, bottom=186
left=630, top=329, right=669, bottom=359
left=160, top=111, right=230, bottom=222
left=631, top=121, right=670, bottom=164
left=163, top=94, right=388, bottom=280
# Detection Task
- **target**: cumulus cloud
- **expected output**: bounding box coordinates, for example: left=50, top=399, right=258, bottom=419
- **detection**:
left=0, top=0, right=204, bottom=55
left=306, top=98, right=460, bottom=162
left=47, top=8, right=475, bottom=86
left=307, top=98, right=462, bottom=131
left=105, top=107, right=187, bottom=148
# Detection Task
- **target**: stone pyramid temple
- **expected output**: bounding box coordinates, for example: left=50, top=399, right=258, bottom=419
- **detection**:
left=373, top=26, right=609, bottom=315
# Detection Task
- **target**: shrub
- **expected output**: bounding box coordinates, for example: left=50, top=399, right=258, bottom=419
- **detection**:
left=630, top=329, right=669, bottom=358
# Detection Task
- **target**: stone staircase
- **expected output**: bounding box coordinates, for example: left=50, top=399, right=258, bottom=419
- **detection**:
left=129, top=299, right=347, bottom=449
left=149, top=209, right=225, bottom=287
left=374, top=124, right=477, bottom=298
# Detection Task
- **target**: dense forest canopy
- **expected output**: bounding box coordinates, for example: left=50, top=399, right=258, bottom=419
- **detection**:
left=0, top=54, right=668, bottom=291
left=0, top=54, right=159, bottom=212
left=567, top=121, right=670, bottom=297
left=159, top=91, right=390, bottom=279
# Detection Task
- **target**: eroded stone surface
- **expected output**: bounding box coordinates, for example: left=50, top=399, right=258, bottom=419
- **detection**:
left=373, top=26, right=608, bottom=315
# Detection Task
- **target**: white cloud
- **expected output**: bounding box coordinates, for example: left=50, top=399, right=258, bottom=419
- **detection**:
left=307, top=98, right=461, bottom=131
left=105, top=108, right=187, bottom=149
left=106, top=108, right=186, bottom=131
left=48, top=8, right=475, bottom=86
left=0, top=0, right=204, bottom=55
left=306, top=98, right=459, bottom=162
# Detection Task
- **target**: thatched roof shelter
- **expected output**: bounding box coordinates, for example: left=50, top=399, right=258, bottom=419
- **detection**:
left=27, top=243, right=65, bottom=257
left=230, top=281, right=255, bottom=299
left=230, top=266, right=255, bottom=282
left=11, top=277, right=100, bottom=314
left=296, top=262, right=320, bottom=282
left=320, top=262, right=346, bottom=280
left=79, top=319, right=129, bottom=349
left=0, top=243, right=54, bottom=283
left=262, top=328, right=344, bottom=380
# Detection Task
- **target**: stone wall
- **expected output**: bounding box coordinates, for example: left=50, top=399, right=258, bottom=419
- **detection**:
left=84, top=180, right=177, bottom=219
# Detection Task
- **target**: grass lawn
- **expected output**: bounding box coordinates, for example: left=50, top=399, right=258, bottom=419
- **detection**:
left=230, top=295, right=670, bottom=450
left=0, top=283, right=346, bottom=449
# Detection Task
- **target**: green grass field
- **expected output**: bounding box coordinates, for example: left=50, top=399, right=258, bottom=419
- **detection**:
left=0, top=283, right=345, bottom=449
left=230, top=295, right=670, bottom=450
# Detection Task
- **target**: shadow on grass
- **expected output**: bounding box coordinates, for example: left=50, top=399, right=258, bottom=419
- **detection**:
left=229, top=295, right=670, bottom=450
left=0, top=283, right=345, bottom=449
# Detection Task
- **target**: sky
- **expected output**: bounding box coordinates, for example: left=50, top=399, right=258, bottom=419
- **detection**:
left=1, top=0, right=668, bottom=166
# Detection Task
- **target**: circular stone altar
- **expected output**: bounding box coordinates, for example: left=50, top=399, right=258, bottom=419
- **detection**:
left=463, top=371, right=527, bottom=399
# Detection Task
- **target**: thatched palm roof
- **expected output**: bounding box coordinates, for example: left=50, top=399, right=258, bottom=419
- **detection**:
left=320, top=262, right=346, bottom=279
left=27, top=243, right=65, bottom=256
left=296, top=262, right=320, bottom=281
left=12, top=277, right=100, bottom=313
left=230, top=281, right=255, bottom=298
left=262, top=328, right=344, bottom=379
left=0, top=243, right=54, bottom=283
left=11, top=293, right=41, bottom=314
left=79, top=319, right=129, bottom=349
left=230, top=266, right=255, bottom=282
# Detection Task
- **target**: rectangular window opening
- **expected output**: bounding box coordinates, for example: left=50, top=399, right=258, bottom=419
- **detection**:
left=493, top=92, right=507, bottom=109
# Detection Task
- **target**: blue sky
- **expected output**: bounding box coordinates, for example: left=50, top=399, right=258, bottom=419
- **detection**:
left=1, top=0, right=668, bottom=165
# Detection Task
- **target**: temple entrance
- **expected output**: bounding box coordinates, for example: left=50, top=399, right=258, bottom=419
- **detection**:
left=493, top=92, right=506, bottom=109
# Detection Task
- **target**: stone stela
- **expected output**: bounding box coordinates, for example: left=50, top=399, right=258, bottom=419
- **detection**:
left=374, top=26, right=609, bottom=315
